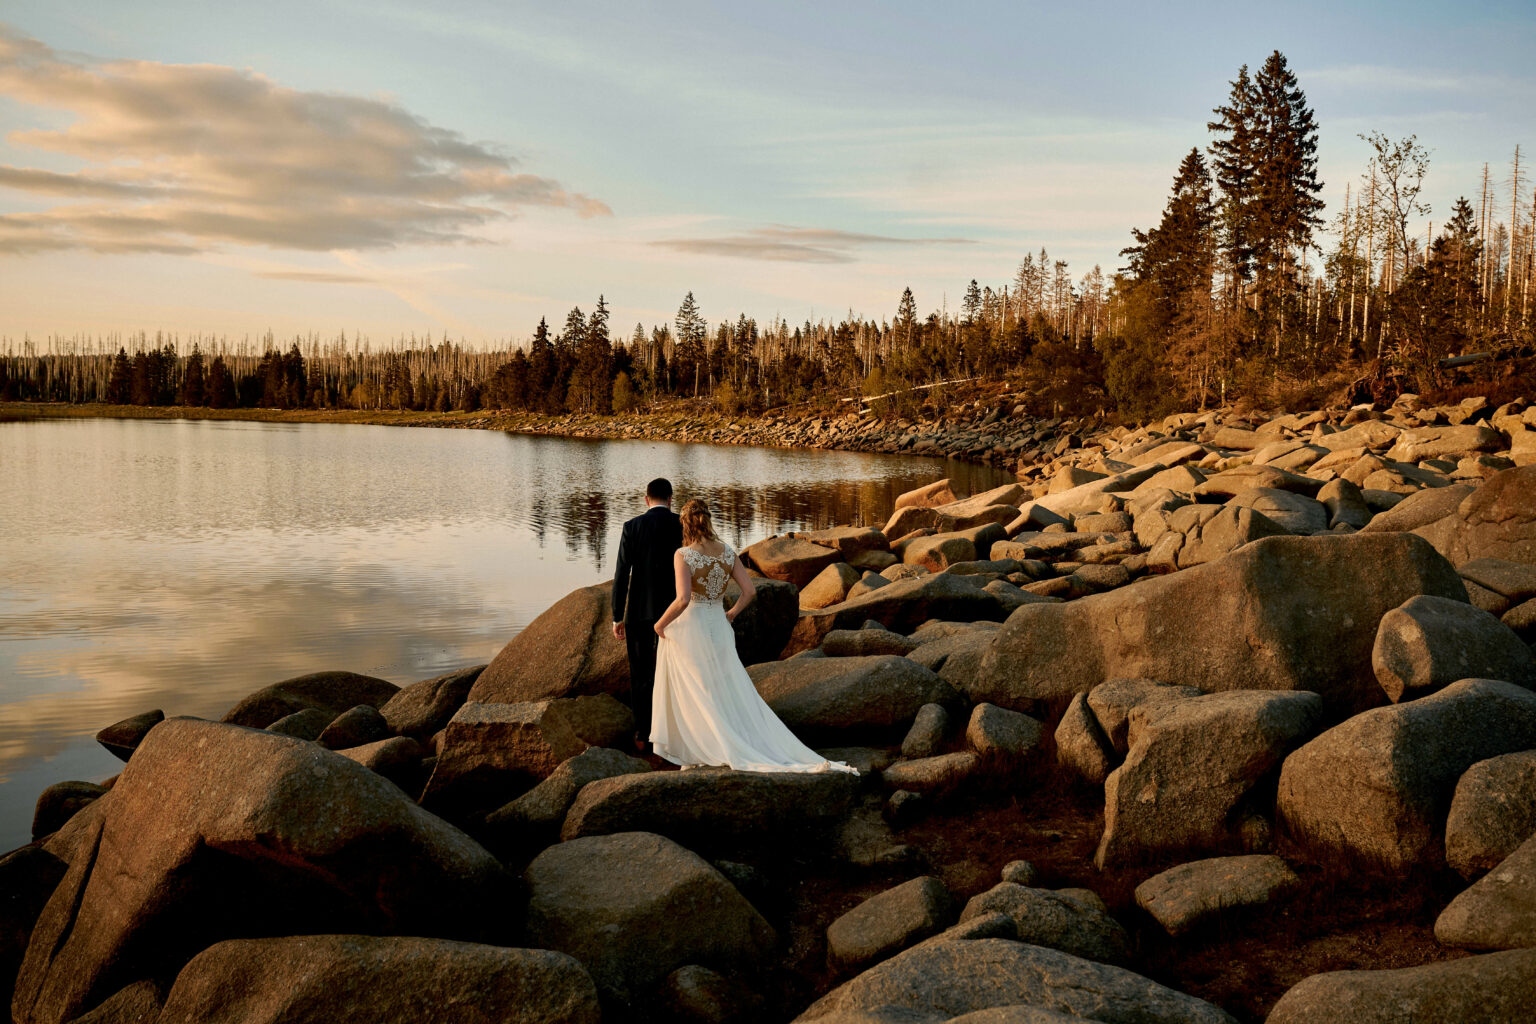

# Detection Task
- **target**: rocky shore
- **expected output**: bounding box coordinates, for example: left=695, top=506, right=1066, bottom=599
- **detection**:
left=7, top=392, right=1536, bottom=1024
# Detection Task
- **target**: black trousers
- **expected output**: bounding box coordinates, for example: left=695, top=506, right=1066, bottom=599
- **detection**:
left=625, top=620, right=659, bottom=742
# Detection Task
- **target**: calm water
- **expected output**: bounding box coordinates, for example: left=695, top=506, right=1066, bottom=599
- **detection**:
left=0, top=417, right=1010, bottom=849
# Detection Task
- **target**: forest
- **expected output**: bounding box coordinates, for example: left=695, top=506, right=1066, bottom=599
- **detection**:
left=1, top=51, right=1531, bottom=422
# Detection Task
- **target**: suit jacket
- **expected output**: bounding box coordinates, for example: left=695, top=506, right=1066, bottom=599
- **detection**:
left=612, top=505, right=683, bottom=625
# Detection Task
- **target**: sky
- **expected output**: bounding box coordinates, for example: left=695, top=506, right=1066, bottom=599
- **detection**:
left=1, top=0, right=1534, bottom=347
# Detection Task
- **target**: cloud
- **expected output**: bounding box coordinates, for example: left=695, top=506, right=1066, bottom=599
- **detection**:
left=651, top=225, right=974, bottom=264
left=0, top=24, right=610, bottom=256
left=255, top=269, right=377, bottom=285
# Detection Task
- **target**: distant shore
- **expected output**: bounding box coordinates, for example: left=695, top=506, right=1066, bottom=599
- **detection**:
left=0, top=397, right=1053, bottom=472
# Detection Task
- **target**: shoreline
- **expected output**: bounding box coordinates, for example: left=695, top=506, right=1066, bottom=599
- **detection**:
left=0, top=397, right=1072, bottom=473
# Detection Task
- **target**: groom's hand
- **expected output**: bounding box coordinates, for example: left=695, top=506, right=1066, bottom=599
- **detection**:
left=612, top=621, right=625, bottom=641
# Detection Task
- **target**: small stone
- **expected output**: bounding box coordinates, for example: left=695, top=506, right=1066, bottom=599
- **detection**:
left=826, top=876, right=952, bottom=972
left=316, top=704, right=392, bottom=750
left=885, top=788, right=924, bottom=826
left=265, top=707, right=333, bottom=741
left=1134, top=855, right=1302, bottom=936
left=662, top=964, right=762, bottom=1024
left=1000, top=860, right=1039, bottom=886
left=965, top=703, right=1044, bottom=762
left=882, top=752, right=978, bottom=796
left=900, top=703, right=949, bottom=759
left=959, top=883, right=1131, bottom=964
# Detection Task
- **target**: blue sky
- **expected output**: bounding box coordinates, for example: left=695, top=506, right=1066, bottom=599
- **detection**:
left=2, top=1, right=1533, bottom=344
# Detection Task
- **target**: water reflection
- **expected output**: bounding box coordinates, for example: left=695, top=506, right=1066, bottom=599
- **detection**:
left=0, top=418, right=1012, bottom=848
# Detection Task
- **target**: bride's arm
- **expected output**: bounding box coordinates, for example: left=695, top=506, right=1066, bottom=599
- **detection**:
left=653, top=549, right=691, bottom=638
left=726, top=558, right=756, bottom=623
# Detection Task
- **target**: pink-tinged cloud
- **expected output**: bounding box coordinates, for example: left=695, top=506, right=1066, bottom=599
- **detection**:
left=651, top=225, right=975, bottom=264
left=0, top=24, right=610, bottom=256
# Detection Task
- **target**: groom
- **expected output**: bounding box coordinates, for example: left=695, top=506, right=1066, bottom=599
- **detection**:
left=611, top=477, right=683, bottom=753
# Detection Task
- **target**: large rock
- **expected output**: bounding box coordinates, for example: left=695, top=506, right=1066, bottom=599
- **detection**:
left=1133, top=855, right=1301, bottom=936
left=793, top=936, right=1238, bottom=1023
left=379, top=665, right=484, bottom=738
left=1414, top=465, right=1536, bottom=566
left=1446, top=751, right=1536, bottom=877
left=483, top=746, right=651, bottom=849
left=971, top=534, right=1468, bottom=715
left=31, top=782, right=106, bottom=841
left=1372, top=595, right=1536, bottom=701
left=787, top=573, right=1008, bottom=655
left=894, top=479, right=958, bottom=511
left=964, top=704, right=1044, bottom=763
left=1314, top=418, right=1403, bottom=451
left=1435, top=832, right=1536, bottom=950
left=1085, top=679, right=1202, bottom=755
left=61, top=980, right=161, bottom=1024
left=523, top=831, right=774, bottom=1002
left=1360, top=482, right=1475, bottom=533
left=748, top=655, right=957, bottom=739
left=824, top=627, right=922, bottom=658
left=422, top=696, right=633, bottom=819
left=1276, top=678, right=1536, bottom=872
left=1171, top=506, right=1289, bottom=569
left=12, top=719, right=508, bottom=1024
left=1227, top=487, right=1329, bottom=535
left=1053, top=693, right=1116, bottom=786
left=0, top=847, right=66, bottom=1016
left=561, top=767, right=858, bottom=850
left=1265, top=948, right=1536, bottom=1024
left=827, top=876, right=952, bottom=972
left=1194, top=464, right=1321, bottom=498
left=729, top=576, right=801, bottom=666
left=904, top=534, right=977, bottom=573
left=316, top=704, right=391, bottom=750
left=1097, top=690, right=1322, bottom=868
left=804, top=526, right=891, bottom=559
left=882, top=753, right=979, bottom=796
left=469, top=583, right=627, bottom=704
left=958, top=885, right=1130, bottom=964
left=745, top=534, right=846, bottom=587
left=221, top=671, right=400, bottom=729
left=94, top=710, right=164, bottom=762
left=1386, top=423, right=1502, bottom=461
left=803, top=563, right=865, bottom=610
left=156, top=935, right=600, bottom=1024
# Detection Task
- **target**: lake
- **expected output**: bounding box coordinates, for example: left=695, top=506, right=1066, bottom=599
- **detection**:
left=0, top=417, right=1012, bottom=850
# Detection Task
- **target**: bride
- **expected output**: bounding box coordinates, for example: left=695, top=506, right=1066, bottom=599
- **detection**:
left=651, top=500, right=856, bottom=774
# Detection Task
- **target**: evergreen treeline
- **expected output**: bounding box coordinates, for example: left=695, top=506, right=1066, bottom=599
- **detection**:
left=2, top=51, right=1531, bottom=420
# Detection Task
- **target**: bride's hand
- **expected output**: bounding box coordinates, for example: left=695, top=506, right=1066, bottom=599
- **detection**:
left=653, top=622, right=666, bottom=639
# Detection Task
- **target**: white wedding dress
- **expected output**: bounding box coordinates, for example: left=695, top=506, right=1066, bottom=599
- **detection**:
left=652, top=542, right=856, bottom=774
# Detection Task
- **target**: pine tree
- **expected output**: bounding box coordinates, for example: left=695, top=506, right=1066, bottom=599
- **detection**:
left=1208, top=63, right=1260, bottom=300
left=1252, top=51, right=1324, bottom=313
left=895, top=287, right=918, bottom=351
left=527, top=317, right=559, bottom=413
left=179, top=346, right=206, bottom=406
left=206, top=355, right=235, bottom=408
left=674, top=291, right=707, bottom=397
left=106, top=348, right=132, bottom=404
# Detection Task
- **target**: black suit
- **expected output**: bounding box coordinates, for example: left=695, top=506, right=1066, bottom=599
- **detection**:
left=612, top=504, right=683, bottom=740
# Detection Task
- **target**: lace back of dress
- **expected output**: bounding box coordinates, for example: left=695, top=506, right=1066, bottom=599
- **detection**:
left=684, top=544, right=734, bottom=602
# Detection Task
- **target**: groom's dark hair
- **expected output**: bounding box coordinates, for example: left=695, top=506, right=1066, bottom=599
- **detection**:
left=646, top=478, right=673, bottom=501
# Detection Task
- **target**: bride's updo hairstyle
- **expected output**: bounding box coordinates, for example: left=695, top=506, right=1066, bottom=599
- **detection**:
left=680, top=499, right=718, bottom=546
